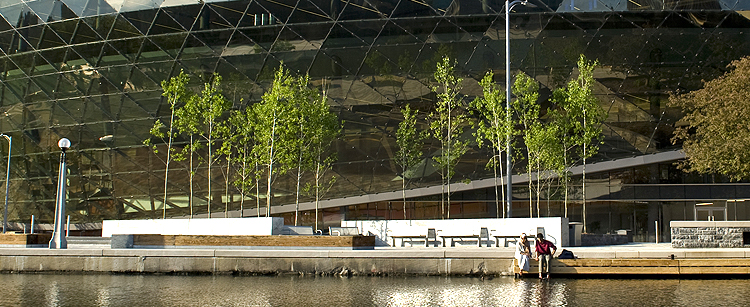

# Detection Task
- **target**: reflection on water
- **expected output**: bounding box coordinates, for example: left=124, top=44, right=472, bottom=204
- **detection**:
left=1, top=274, right=749, bottom=306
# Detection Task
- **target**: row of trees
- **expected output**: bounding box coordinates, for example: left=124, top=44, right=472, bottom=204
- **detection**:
left=147, top=55, right=604, bottom=229
left=146, top=66, right=339, bottom=229
left=396, top=55, right=606, bottom=230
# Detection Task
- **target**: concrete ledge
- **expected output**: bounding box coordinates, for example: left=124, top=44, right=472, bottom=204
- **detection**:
left=329, top=250, right=445, bottom=258
left=573, top=251, right=616, bottom=259
left=684, top=250, right=746, bottom=258
left=444, top=250, right=513, bottom=258
left=613, top=251, right=640, bottom=258
left=103, top=249, right=215, bottom=257
left=671, top=221, right=750, bottom=227
left=637, top=250, right=685, bottom=259
left=0, top=248, right=104, bottom=256
left=214, top=250, right=330, bottom=258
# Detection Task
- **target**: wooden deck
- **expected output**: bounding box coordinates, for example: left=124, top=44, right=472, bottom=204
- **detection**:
left=0, top=233, right=52, bottom=245
left=515, top=258, right=750, bottom=276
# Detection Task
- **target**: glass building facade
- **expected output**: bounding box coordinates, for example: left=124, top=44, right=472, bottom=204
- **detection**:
left=0, top=0, right=749, bottom=241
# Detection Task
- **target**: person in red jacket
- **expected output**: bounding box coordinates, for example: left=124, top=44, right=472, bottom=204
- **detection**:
left=534, top=233, right=557, bottom=279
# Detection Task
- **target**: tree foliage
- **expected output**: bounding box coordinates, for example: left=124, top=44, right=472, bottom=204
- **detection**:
left=178, top=73, right=232, bottom=217
left=551, top=55, right=605, bottom=218
left=512, top=72, right=541, bottom=217
left=429, top=56, right=470, bottom=219
left=145, top=70, right=191, bottom=218
left=550, top=55, right=605, bottom=229
left=251, top=66, right=299, bottom=217
left=670, top=56, right=750, bottom=181
left=303, top=86, right=339, bottom=231
left=472, top=72, right=514, bottom=218
left=396, top=104, right=426, bottom=219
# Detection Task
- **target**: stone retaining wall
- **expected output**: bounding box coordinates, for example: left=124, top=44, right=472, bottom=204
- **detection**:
left=0, top=249, right=515, bottom=276
left=670, top=221, right=750, bottom=248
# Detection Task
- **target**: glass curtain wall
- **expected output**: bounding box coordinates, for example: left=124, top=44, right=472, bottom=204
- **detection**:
left=0, top=0, right=746, bottom=234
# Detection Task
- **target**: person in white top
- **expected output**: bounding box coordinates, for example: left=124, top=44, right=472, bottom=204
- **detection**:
left=514, top=233, right=531, bottom=276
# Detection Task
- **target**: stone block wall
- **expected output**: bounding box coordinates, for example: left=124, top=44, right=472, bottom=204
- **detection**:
left=670, top=221, right=750, bottom=248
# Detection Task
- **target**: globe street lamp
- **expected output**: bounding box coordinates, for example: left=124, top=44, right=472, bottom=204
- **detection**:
left=49, top=138, right=71, bottom=249
left=0, top=133, right=10, bottom=234
left=505, top=0, right=535, bottom=218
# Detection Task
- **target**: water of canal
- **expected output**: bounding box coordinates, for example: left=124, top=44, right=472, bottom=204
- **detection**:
left=0, top=274, right=747, bottom=306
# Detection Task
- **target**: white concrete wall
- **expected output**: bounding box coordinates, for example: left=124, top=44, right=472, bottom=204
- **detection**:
left=343, top=218, right=569, bottom=247
left=102, top=217, right=284, bottom=237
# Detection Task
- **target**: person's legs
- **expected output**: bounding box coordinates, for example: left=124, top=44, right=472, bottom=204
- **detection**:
left=543, top=254, right=551, bottom=278
left=538, top=254, right=550, bottom=278
left=539, top=255, right=546, bottom=279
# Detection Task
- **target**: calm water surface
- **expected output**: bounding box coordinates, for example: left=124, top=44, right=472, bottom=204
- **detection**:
left=0, top=274, right=748, bottom=307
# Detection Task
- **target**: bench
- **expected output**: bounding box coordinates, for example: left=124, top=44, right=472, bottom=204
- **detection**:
left=495, top=234, right=535, bottom=247
left=329, top=226, right=359, bottom=236
left=281, top=226, right=316, bottom=235
left=441, top=227, right=492, bottom=247
left=441, top=234, right=480, bottom=247
left=390, top=228, right=439, bottom=247
left=494, top=235, right=518, bottom=247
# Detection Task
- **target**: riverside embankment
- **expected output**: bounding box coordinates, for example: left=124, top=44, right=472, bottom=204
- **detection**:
left=1, top=243, right=750, bottom=276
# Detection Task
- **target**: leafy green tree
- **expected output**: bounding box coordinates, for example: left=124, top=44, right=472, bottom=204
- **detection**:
left=144, top=70, right=191, bottom=218
left=549, top=97, right=576, bottom=218
left=526, top=122, right=565, bottom=217
left=175, top=73, right=232, bottom=218
left=225, top=106, right=264, bottom=217
left=512, top=72, right=541, bottom=217
left=472, top=72, right=515, bottom=218
left=289, top=75, right=329, bottom=226
left=173, top=115, right=201, bottom=217
left=566, top=56, right=604, bottom=232
left=304, top=88, right=340, bottom=231
left=251, top=66, right=299, bottom=217
left=429, top=56, right=470, bottom=219
left=551, top=55, right=604, bottom=222
left=396, top=104, right=426, bottom=219
left=670, top=56, right=750, bottom=181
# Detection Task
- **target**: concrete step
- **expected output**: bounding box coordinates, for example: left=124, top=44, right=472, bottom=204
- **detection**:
left=66, top=236, right=111, bottom=247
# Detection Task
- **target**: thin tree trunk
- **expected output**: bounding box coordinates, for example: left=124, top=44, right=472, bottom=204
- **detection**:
left=240, top=147, right=246, bottom=216
left=225, top=151, right=230, bottom=218
left=583, top=110, right=587, bottom=233
left=583, top=154, right=587, bottom=233
left=564, top=146, right=568, bottom=218
left=536, top=159, right=541, bottom=218
left=527, top=150, right=533, bottom=218
left=315, top=160, right=321, bottom=231
left=189, top=135, right=194, bottom=218
left=255, top=160, right=260, bottom=218
left=207, top=122, right=214, bottom=218
left=402, top=169, right=407, bottom=220
left=295, top=115, right=304, bottom=226
left=163, top=108, right=175, bottom=219
left=266, top=117, right=276, bottom=217
left=447, top=100, right=452, bottom=220
left=295, top=161, right=301, bottom=226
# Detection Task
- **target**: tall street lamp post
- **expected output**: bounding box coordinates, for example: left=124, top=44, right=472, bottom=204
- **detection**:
left=505, top=0, right=534, bottom=218
left=0, top=133, right=9, bottom=234
left=49, top=138, right=71, bottom=249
